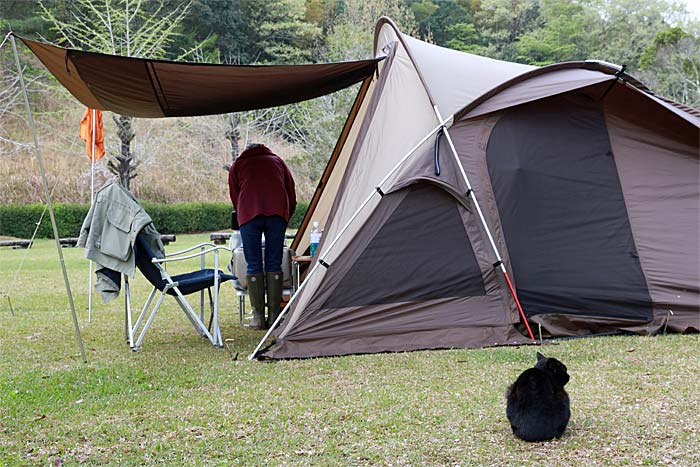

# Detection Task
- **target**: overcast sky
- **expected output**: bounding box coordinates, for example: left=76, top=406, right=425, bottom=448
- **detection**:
left=682, top=0, right=700, bottom=19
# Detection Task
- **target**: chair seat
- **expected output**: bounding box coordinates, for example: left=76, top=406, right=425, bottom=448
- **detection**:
left=167, top=269, right=236, bottom=296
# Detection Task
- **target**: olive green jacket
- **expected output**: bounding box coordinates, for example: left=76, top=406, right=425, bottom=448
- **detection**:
left=78, top=182, right=164, bottom=278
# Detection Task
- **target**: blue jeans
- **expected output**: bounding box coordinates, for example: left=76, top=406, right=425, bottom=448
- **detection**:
left=240, top=215, right=287, bottom=275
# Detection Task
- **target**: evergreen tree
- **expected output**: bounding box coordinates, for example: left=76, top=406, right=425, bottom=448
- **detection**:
left=639, top=27, right=700, bottom=107
left=514, top=0, right=597, bottom=65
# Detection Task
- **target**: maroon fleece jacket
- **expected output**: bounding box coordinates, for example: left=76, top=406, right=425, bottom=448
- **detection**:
left=228, top=145, right=297, bottom=226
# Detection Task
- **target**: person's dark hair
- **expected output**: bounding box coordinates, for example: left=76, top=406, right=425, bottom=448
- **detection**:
left=244, top=143, right=265, bottom=151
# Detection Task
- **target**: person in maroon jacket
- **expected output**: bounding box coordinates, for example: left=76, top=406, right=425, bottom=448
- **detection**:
left=228, top=143, right=296, bottom=329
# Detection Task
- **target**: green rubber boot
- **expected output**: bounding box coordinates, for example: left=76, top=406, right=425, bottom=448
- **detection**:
left=246, top=273, right=266, bottom=329
left=266, top=271, right=283, bottom=328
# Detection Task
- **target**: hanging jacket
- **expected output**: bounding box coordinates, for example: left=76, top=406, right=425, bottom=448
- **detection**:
left=78, top=182, right=164, bottom=278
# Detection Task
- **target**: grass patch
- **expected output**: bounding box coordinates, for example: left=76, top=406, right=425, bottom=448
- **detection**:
left=0, top=235, right=698, bottom=466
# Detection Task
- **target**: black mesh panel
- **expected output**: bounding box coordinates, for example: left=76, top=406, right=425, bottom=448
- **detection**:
left=486, top=96, right=652, bottom=320
left=323, top=184, right=486, bottom=308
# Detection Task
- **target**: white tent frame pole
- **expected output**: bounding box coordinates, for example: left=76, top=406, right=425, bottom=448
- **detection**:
left=11, top=34, right=88, bottom=362
left=88, top=109, right=96, bottom=322
left=431, top=105, right=504, bottom=266
left=248, top=117, right=451, bottom=360
left=431, top=104, right=535, bottom=341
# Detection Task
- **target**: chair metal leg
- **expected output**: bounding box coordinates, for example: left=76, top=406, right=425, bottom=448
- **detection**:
left=174, top=294, right=204, bottom=336
left=238, top=291, right=246, bottom=324
left=200, top=289, right=205, bottom=322
left=200, top=246, right=206, bottom=322
left=132, top=287, right=157, bottom=339
left=206, top=288, right=214, bottom=332
left=212, top=254, right=222, bottom=347
left=171, top=286, right=217, bottom=346
left=133, top=291, right=167, bottom=350
left=124, top=276, right=134, bottom=348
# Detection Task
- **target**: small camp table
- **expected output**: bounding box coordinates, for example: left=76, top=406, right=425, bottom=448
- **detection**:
left=291, top=255, right=313, bottom=292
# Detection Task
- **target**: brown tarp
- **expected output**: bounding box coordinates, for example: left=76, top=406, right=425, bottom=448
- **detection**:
left=19, top=37, right=382, bottom=118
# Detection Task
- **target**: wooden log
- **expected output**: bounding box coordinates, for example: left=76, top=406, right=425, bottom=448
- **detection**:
left=160, top=234, right=176, bottom=245
left=59, top=237, right=79, bottom=247
left=0, top=239, right=32, bottom=249
left=1, top=234, right=175, bottom=249
left=210, top=232, right=231, bottom=245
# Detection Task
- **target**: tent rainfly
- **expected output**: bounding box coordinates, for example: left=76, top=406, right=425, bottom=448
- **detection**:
left=17, top=17, right=700, bottom=361
left=257, top=17, right=699, bottom=359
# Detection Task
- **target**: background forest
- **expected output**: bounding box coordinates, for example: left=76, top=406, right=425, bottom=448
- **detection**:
left=1, top=0, right=698, bottom=206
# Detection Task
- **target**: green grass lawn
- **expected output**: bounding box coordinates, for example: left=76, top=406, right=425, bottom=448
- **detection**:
left=1, top=235, right=698, bottom=466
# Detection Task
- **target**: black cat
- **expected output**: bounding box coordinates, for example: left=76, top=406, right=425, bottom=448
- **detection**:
left=506, top=352, right=571, bottom=442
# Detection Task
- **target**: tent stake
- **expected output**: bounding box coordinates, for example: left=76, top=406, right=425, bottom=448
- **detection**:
left=248, top=117, right=452, bottom=360
left=11, top=33, right=87, bottom=363
left=431, top=105, right=535, bottom=341
left=2, top=293, right=15, bottom=316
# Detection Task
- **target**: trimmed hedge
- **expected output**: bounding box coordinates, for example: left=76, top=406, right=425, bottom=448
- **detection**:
left=0, top=203, right=88, bottom=239
left=289, top=200, right=310, bottom=231
left=0, top=200, right=310, bottom=239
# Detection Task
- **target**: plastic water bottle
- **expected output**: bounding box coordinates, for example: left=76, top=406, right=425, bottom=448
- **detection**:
left=309, top=221, right=321, bottom=257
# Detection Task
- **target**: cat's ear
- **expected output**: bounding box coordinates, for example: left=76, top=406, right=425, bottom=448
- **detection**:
left=536, top=351, right=545, bottom=361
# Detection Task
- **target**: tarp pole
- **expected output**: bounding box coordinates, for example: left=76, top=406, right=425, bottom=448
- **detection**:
left=431, top=105, right=535, bottom=341
left=88, top=109, right=96, bottom=322
left=248, top=117, right=452, bottom=360
left=11, top=33, right=88, bottom=362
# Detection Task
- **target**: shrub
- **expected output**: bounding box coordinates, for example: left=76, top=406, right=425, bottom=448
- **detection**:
left=0, top=201, right=309, bottom=238
left=0, top=204, right=52, bottom=239
left=289, top=200, right=310, bottom=229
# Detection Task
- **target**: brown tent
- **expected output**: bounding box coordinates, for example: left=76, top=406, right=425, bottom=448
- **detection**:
left=19, top=19, right=699, bottom=361
left=261, top=18, right=699, bottom=359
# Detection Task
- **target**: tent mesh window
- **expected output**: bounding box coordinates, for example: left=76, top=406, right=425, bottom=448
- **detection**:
left=486, top=95, right=653, bottom=321
left=323, top=183, right=486, bottom=309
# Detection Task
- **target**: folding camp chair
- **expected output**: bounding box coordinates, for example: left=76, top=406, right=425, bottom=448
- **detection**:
left=125, top=233, right=236, bottom=351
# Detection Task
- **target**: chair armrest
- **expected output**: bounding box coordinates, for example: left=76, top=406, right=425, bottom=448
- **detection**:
left=164, top=242, right=221, bottom=257
left=153, top=245, right=232, bottom=264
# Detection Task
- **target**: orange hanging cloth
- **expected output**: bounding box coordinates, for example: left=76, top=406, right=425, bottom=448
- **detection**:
left=79, top=108, right=105, bottom=160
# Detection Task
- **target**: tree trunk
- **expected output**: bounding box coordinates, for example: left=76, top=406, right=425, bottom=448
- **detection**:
left=224, top=113, right=240, bottom=170
left=108, top=114, right=139, bottom=190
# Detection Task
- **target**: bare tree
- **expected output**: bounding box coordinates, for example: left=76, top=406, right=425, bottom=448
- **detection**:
left=39, top=0, right=192, bottom=190
left=0, top=67, right=28, bottom=156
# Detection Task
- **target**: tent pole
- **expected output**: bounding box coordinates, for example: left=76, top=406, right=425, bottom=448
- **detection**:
left=11, top=34, right=88, bottom=362
left=431, top=105, right=535, bottom=341
left=248, top=261, right=321, bottom=360
left=88, top=109, right=96, bottom=322
left=248, top=117, right=452, bottom=360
